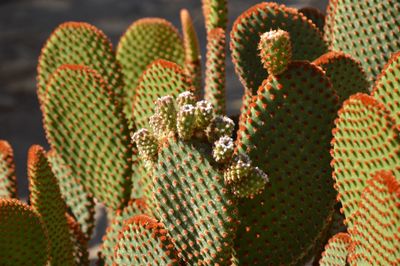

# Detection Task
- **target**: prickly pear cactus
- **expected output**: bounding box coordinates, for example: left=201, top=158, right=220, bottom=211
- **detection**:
left=27, top=145, right=75, bottom=265
left=0, top=140, right=17, bottom=199
left=299, top=7, right=325, bottom=31
left=42, top=65, right=132, bottom=210
left=132, top=92, right=267, bottom=264
left=113, top=215, right=181, bottom=265
left=0, top=199, right=50, bottom=266
left=324, top=0, right=400, bottom=85
left=235, top=30, right=338, bottom=265
left=319, top=232, right=351, bottom=266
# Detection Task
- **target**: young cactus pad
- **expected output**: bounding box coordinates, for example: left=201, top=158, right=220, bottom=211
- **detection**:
left=0, top=199, right=50, bottom=266
left=319, top=232, right=351, bottom=266
left=0, top=140, right=17, bottom=199
left=42, top=65, right=132, bottom=210
left=132, top=92, right=267, bottom=264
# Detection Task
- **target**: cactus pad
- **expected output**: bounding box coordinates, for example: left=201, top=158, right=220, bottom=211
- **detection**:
left=67, top=214, right=90, bottom=265
left=47, top=150, right=96, bottom=239
left=319, top=232, right=351, bottom=266
left=236, top=62, right=338, bottom=264
left=298, top=7, right=325, bottom=32
left=331, top=93, right=400, bottom=229
left=0, top=140, right=17, bottom=198
left=43, top=65, right=132, bottom=210
left=28, top=145, right=75, bottom=265
left=202, top=0, right=228, bottom=32
left=0, top=199, right=50, bottom=266
left=181, top=9, right=202, bottom=93
left=372, top=51, right=400, bottom=126
left=117, top=18, right=184, bottom=113
left=348, top=171, right=400, bottom=265
left=324, top=0, right=400, bottom=85
left=314, top=51, right=369, bottom=103
left=205, top=28, right=226, bottom=114
left=37, top=22, right=123, bottom=103
left=230, top=2, right=327, bottom=94
left=101, top=199, right=149, bottom=265
left=113, top=215, right=180, bottom=265
left=132, top=60, right=196, bottom=128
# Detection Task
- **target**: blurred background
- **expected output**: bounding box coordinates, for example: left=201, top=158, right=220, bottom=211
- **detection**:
left=0, top=0, right=328, bottom=263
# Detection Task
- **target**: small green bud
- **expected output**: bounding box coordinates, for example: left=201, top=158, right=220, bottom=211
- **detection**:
left=224, top=154, right=252, bottom=184
left=176, top=91, right=197, bottom=108
left=258, top=29, right=292, bottom=75
left=213, top=136, right=234, bottom=163
left=155, top=95, right=177, bottom=135
left=131, top=128, right=158, bottom=162
left=195, top=100, right=214, bottom=130
left=177, top=104, right=196, bottom=140
left=206, top=115, right=235, bottom=142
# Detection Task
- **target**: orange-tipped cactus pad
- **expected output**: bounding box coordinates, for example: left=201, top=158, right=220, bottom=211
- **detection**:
left=298, top=7, right=325, bottom=31
left=331, top=93, right=400, bottom=229
left=42, top=65, right=133, bottom=210
left=349, top=171, right=400, bottom=265
left=132, top=59, right=196, bottom=128
left=66, top=214, right=90, bottom=265
left=235, top=62, right=339, bottom=265
left=100, top=199, right=149, bottom=266
left=319, top=232, right=351, bottom=266
left=324, top=0, right=400, bottom=85
left=28, top=145, right=75, bottom=265
left=37, top=22, right=123, bottom=103
left=0, top=140, right=17, bottom=198
left=314, top=51, right=369, bottom=103
left=372, top=51, right=400, bottom=126
left=201, top=0, right=228, bottom=32
left=117, top=18, right=185, bottom=115
left=153, top=138, right=238, bottom=264
left=0, top=199, right=50, bottom=266
left=47, top=150, right=96, bottom=239
left=230, top=2, right=327, bottom=94
left=113, top=215, right=180, bottom=265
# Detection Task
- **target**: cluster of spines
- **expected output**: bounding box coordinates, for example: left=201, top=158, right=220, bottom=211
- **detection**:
left=0, top=140, right=17, bottom=198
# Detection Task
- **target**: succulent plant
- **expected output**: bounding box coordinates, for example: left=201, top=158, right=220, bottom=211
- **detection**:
left=1, top=0, right=398, bottom=265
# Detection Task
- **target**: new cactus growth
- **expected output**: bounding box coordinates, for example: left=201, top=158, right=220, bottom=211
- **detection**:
left=1, top=0, right=399, bottom=265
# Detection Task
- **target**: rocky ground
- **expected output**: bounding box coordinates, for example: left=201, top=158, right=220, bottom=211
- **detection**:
left=0, top=0, right=328, bottom=263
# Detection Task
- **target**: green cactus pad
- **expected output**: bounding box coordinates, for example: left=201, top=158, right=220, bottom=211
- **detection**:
left=319, top=232, right=351, bottom=266
left=230, top=2, right=328, bottom=94
left=324, top=0, right=400, bottom=85
left=372, top=51, right=400, bottom=126
left=154, top=138, right=238, bottom=264
left=332, top=93, right=400, bottom=229
left=202, top=0, right=228, bottom=32
left=101, top=199, right=149, bottom=265
left=348, top=171, right=400, bottom=265
left=27, top=145, right=75, bottom=265
left=113, top=215, right=180, bottom=265
left=181, top=9, right=202, bottom=93
left=132, top=60, right=196, bottom=128
left=67, top=214, right=90, bottom=266
left=236, top=62, right=338, bottom=265
left=43, top=65, right=132, bottom=210
left=0, top=199, right=50, bottom=266
left=47, top=150, right=95, bottom=239
left=0, top=140, right=17, bottom=198
left=37, top=22, right=123, bottom=103
left=314, top=51, right=369, bottom=103
left=117, top=18, right=185, bottom=114
left=205, top=28, right=226, bottom=115
left=298, top=7, right=325, bottom=32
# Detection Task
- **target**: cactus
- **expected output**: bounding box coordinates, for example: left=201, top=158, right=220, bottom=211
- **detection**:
left=0, top=140, right=17, bottom=198
left=28, top=145, right=76, bottom=265
left=47, top=150, right=96, bottom=239
left=0, top=199, right=50, bottom=266
left=319, top=232, right=351, bottom=266
left=299, top=7, right=325, bottom=31
left=42, top=65, right=133, bottom=211
left=113, top=215, right=181, bottom=265
left=324, top=0, right=400, bottom=85
left=67, top=214, right=90, bottom=265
